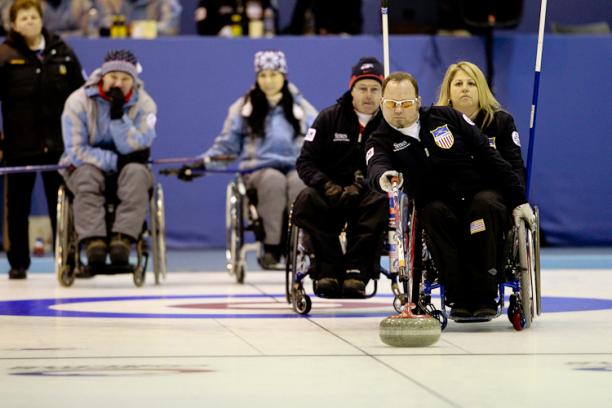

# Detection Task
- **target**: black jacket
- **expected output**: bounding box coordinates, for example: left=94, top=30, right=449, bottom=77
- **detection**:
left=475, top=109, right=526, bottom=187
left=0, top=29, right=84, bottom=164
left=297, top=91, right=383, bottom=189
left=366, top=105, right=526, bottom=209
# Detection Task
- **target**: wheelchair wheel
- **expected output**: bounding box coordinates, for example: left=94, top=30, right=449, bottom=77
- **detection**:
left=133, top=239, right=146, bottom=287
left=133, top=265, right=145, bottom=287
left=293, top=292, right=312, bottom=315
left=150, top=183, right=167, bottom=285
left=393, top=295, right=405, bottom=313
left=534, top=207, right=542, bottom=315
left=515, top=217, right=539, bottom=330
left=236, top=265, right=245, bottom=284
left=55, top=185, right=76, bottom=287
left=286, top=223, right=312, bottom=314
left=225, top=181, right=244, bottom=283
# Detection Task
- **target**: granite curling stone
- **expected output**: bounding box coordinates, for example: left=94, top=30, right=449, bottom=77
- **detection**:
left=379, top=309, right=441, bottom=347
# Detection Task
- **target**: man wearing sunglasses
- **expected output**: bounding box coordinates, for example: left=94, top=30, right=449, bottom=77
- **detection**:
left=293, top=57, right=389, bottom=298
left=366, top=71, right=535, bottom=319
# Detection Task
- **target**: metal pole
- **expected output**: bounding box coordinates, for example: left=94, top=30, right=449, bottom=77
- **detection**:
left=0, top=157, right=202, bottom=175
left=381, top=0, right=390, bottom=77
left=526, top=0, right=548, bottom=199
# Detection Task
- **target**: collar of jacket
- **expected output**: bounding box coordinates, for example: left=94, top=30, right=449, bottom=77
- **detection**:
left=84, top=69, right=140, bottom=107
left=5, top=28, right=59, bottom=56
left=97, top=81, right=134, bottom=103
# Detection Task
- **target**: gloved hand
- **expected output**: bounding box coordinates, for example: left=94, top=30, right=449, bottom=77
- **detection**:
left=107, top=87, right=126, bottom=120
left=323, top=180, right=343, bottom=206
left=379, top=170, right=403, bottom=193
left=512, top=203, right=535, bottom=230
left=177, top=159, right=206, bottom=182
left=339, top=170, right=365, bottom=207
left=117, top=148, right=151, bottom=172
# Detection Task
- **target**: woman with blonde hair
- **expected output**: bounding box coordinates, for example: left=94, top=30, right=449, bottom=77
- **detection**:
left=437, top=61, right=525, bottom=185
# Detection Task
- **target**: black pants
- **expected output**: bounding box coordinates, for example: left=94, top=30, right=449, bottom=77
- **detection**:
left=420, top=190, right=510, bottom=306
left=291, top=187, right=388, bottom=281
left=3, top=161, right=61, bottom=270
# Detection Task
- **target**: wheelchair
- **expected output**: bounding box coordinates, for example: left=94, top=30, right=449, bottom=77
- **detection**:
left=284, top=204, right=406, bottom=315
left=54, top=180, right=167, bottom=288
left=225, top=171, right=285, bottom=284
left=389, top=186, right=542, bottom=331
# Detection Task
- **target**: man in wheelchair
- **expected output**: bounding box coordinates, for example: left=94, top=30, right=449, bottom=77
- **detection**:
left=366, top=71, right=535, bottom=318
left=60, top=49, right=157, bottom=268
left=293, top=57, right=389, bottom=298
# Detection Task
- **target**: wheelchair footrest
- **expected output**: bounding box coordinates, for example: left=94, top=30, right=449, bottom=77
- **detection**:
left=79, top=264, right=136, bottom=277
left=451, top=316, right=493, bottom=323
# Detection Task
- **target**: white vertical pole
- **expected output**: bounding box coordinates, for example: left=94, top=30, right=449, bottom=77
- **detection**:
left=526, top=0, right=548, bottom=198
left=381, top=0, right=390, bottom=77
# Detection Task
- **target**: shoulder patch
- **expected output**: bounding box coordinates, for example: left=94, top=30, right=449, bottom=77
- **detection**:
left=146, top=113, right=157, bottom=129
left=305, top=128, right=316, bottom=142
left=366, top=147, right=374, bottom=165
left=512, top=131, right=521, bottom=147
left=462, top=113, right=475, bottom=126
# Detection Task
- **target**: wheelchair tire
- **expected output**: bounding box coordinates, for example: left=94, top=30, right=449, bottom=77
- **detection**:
left=286, top=223, right=313, bottom=315
left=55, top=185, right=76, bottom=287
left=293, top=292, right=312, bottom=315
left=150, top=183, right=167, bottom=285
left=534, top=207, right=542, bottom=316
left=133, top=264, right=145, bottom=287
left=225, top=181, right=244, bottom=282
left=285, top=223, right=299, bottom=304
left=517, top=221, right=536, bottom=329
left=236, top=265, right=245, bottom=284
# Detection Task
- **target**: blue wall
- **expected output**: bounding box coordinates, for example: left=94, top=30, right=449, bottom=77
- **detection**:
left=54, top=34, right=611, bottom=247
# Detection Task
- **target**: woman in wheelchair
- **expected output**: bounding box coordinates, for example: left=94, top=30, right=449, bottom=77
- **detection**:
left=366, top=71, right=535, bottom=319
left=431, top=61, right=528, bottom=317
left=179, top=50, right=317, bottom=268
left=60, top=49, right=156, bottom=268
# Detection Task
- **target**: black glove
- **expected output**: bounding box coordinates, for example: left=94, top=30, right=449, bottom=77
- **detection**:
left=323, top=180, right=343, bottom=206
left=338, top=170, right=365, bottom=207
left=177, top=159, right=206, bottom=182
left=107, top=87, right=125, bottom=120
left=117, top=148, right=151, bottom=172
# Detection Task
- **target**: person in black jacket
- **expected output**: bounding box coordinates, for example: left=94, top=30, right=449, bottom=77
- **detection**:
left=293, top=57, right=388, bottom=298
left=436, top=61, right=525, bottom=186
left=195, top=0, right=277, bottom=36
left=366, top=71, right=535, bottom=318
left=0, top=0, right=84, bottom=279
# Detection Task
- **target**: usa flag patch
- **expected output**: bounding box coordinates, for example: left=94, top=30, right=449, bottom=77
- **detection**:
left=470, top=218, right=486, bottom=234
left=430, top=125, right=454, bottom=149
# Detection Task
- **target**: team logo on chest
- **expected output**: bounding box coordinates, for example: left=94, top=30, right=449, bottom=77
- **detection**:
left=333, top=132, right=350, bottom=142
left=430, top=124, right=454, bottom=149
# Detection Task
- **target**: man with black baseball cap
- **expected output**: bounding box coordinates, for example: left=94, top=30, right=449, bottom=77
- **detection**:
left=292, top=57, right=388, bottom=298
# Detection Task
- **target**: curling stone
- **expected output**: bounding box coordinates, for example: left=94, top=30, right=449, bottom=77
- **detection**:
left=379, top=307, right=441, bottom=347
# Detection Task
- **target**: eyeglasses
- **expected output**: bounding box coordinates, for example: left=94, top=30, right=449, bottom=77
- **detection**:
left=382, top=98, right=418, bottom=109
